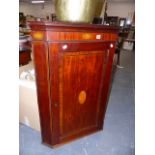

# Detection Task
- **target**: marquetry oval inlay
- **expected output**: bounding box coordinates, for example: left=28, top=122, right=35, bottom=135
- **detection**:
left=32, top=32, right=44, bottom=40
left=78, top=90, right=86, bottom=104
left=82, top=33, right=92, bottom=40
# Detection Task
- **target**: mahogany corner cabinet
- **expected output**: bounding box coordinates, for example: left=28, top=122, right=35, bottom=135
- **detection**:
left=29, top=21, right=119, bottom=147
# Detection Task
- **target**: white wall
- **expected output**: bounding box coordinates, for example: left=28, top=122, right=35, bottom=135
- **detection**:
left=19, top=2, right=55, bottom=18
left=107, top=1, right=135, bottom=18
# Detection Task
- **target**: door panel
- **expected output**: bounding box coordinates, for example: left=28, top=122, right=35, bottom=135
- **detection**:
left=59, top=50, right=107, bottom=139
left=48, top=42, right=111, bottom=143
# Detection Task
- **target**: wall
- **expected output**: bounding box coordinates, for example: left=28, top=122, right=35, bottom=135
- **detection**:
left=19, top=2, right=55, bottom=18
left=107, top=1, right=135, bottom=19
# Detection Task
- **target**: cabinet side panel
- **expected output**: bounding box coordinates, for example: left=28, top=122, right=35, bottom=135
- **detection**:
left=48, top=43, right=60, bottom=145
left=98, top=45, right=116, bottom=129
left=32, top=41, right=52, bottom=144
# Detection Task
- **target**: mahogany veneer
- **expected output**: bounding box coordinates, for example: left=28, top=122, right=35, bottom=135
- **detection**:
left=29, top=21, right=119, bottom=147
left=19, top=50, right=31, bottom=66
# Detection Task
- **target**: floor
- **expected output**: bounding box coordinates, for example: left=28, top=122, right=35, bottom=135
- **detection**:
left=19, top=50, right=135, bottom=155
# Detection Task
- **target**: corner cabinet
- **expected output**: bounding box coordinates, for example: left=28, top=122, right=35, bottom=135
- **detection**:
left=29, top=22, right=119, bottom=147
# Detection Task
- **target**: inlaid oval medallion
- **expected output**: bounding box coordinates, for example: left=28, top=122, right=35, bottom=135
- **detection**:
left=82, top=33, right=92, bottom=40
left=78, top=90, right=86, bottom=104
left=32, top=32, right=44, bottom=40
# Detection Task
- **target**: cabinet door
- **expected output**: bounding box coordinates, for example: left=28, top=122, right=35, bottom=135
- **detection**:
left=48, top=42, right=115, bottom=146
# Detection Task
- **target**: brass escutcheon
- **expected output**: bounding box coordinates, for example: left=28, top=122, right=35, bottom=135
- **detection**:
left=78, top=90, right=86, bottom=104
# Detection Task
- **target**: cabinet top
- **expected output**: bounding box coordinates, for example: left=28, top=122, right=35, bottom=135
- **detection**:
left=29, top=21, right=119, bottom=33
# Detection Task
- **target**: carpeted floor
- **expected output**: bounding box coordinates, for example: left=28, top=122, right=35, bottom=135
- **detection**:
left=19, top=50, right=135, bottom=155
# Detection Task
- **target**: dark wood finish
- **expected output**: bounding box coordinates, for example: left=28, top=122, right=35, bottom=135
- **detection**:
left=29, top=21, right=118, bottom=147
left=32, top=41, right=53, bottom=144
left=29, top=21, right=119, bottom=32
left=46, top=31, right=117, bottom=41
left=19, top=40, right=31, bottom=66
left=19, top=50, right=31, bottom=65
